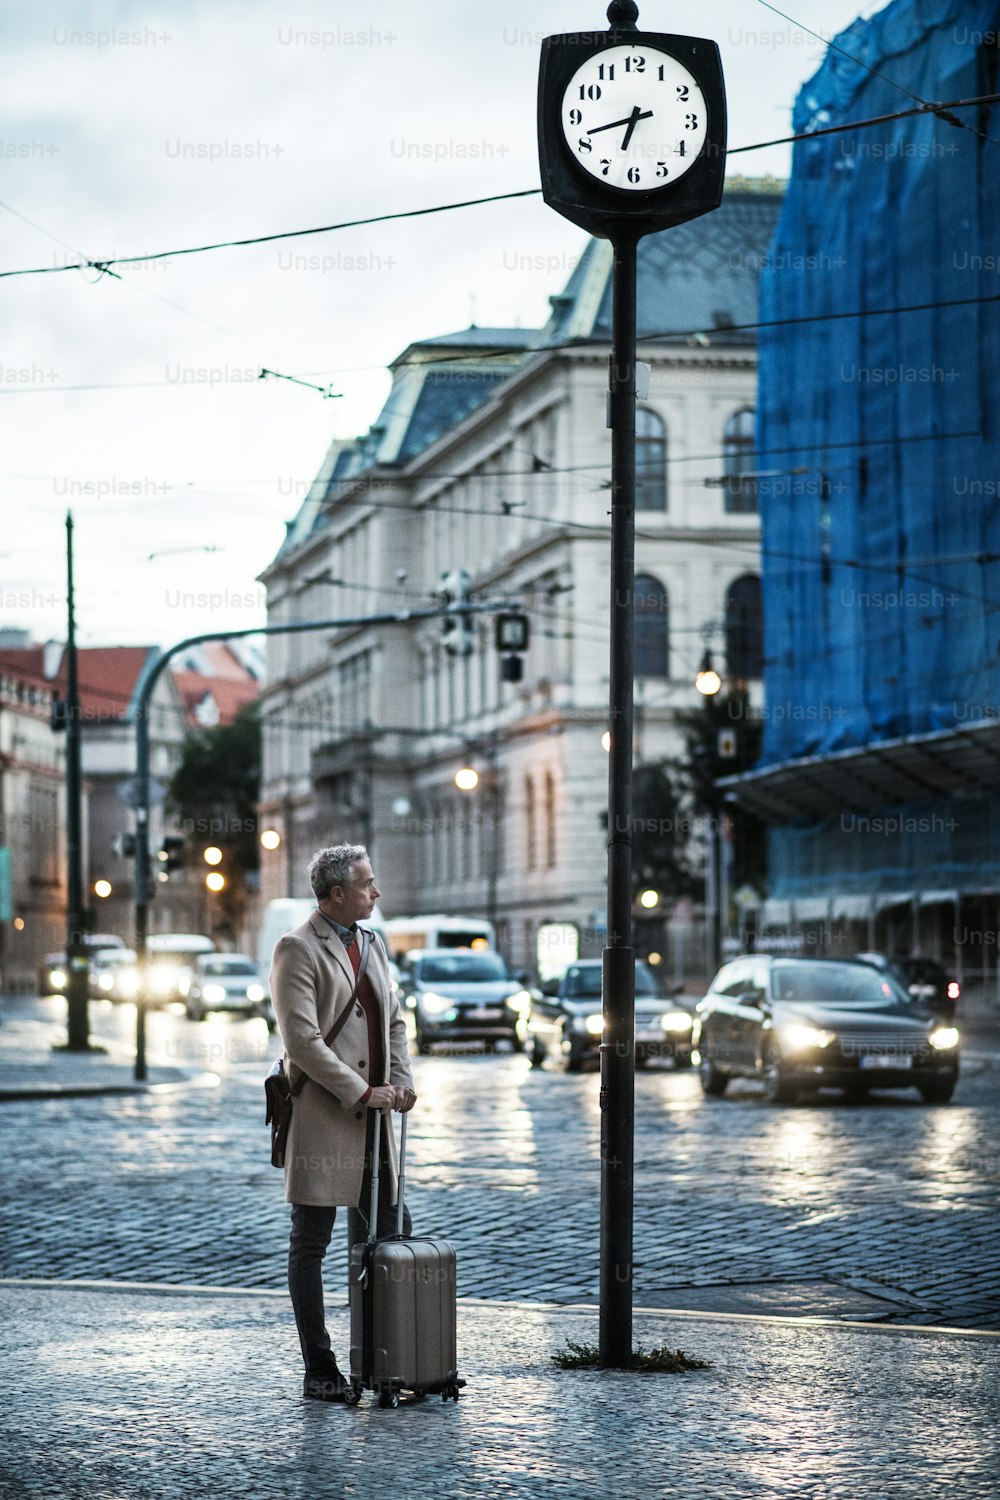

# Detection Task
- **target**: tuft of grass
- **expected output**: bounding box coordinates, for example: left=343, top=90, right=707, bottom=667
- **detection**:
left=552, top=1339, right=711, bottom=1372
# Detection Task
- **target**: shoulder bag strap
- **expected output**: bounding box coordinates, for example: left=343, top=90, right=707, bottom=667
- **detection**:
left=289, top=927, right=373, bottom=1099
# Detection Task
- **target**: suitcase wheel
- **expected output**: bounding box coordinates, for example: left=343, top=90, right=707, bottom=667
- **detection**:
left=344, top=1384, right=363, bottom=1407
left=378, top=1388, right=400, bottom=1409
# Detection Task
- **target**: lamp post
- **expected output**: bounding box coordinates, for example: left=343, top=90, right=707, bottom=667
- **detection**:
left=63, top=511, right=92, bottom=1052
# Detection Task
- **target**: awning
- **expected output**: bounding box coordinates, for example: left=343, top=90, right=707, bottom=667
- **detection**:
left=719, top=717, right=1000, bottom=823
left=830, top=894, right=872, bottom=920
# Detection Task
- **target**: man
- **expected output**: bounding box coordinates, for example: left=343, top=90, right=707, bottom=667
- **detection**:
left=270, top=843, right=416, bottom=1402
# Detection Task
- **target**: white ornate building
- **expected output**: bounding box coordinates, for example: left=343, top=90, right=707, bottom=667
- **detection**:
left=259, top=181, right=781, bottom=973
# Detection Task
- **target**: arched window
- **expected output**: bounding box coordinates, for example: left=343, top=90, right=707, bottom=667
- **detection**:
left=634, top=574, right=669, bottom=678
left=725, top=574, right=763, bottom=679
left=636, top=407, right=667, bottom=511
left=544, top=770, right=557, bottom=869
left=525, top=775, right=537, bottom=871
left=723, top=407, right=756, bottom=513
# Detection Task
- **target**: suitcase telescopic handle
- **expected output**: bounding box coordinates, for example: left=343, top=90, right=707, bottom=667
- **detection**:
left=366, top=1108, right=408, bottom=1243
left=396, top=1113, right=407, bottom=1237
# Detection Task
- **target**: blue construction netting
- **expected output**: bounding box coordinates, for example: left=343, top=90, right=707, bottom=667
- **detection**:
left=756, top=0, right=1000, bottom=767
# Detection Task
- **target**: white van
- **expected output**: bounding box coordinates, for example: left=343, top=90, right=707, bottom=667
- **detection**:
left=256, top=898, right=386, bottom=971
left=145, top=932, right=216, bottom=1003
left=383, top=914, right=495, bottom=961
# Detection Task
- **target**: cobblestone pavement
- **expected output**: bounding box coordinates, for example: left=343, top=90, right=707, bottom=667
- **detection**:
left=2, top=996, right=1000, bottom=1326
left=1, top=1282, right=998, bottom=1500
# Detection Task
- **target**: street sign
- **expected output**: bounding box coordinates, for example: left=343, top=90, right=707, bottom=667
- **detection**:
left=116, top=775, right=166, bottom=807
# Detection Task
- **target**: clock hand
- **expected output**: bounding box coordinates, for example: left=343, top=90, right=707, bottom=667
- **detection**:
left=587, top=107, right=653, bottom=144
left=621, top=105, right=651, bottom=151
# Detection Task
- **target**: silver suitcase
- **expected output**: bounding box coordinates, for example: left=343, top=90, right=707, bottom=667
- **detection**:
left=347, top=1112, right=463, bottom=1407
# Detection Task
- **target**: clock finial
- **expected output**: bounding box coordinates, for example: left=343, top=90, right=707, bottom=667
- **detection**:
left=607, top=0, right=639, bottom=28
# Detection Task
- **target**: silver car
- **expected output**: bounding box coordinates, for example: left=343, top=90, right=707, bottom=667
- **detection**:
left=184, top=953, right=271, bottom=1024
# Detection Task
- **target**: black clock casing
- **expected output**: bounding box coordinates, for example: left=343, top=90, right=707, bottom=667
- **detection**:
left=538, top=30, right=727, bottom=240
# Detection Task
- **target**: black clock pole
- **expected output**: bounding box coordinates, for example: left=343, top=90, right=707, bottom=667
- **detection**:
left=602, top=221, right=638, bottom=1368
left=537, top=0, right=726, bottom=1372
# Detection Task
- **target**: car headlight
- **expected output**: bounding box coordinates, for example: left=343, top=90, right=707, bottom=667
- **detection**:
left=151, top=965, right=175, bottom=995
left=118, top=970, right=139, bottom=999
left=202, top=984, right=227, bottom=1004
left=49, top=968, right=67, bottom=990
left=420, top=992, right=456, bottom=1017
left=584, top=1013, right=604, bottom=1036
left=246, top=983, right=265, bottom=1003
left=661, top=1010, right=692, bottom=1034
left=929, top=1026, right=960, bottom=1051
left=780, top=1024, right=835, bottom=1052
left=99, top=974, right=114, bottom=992
left=507, top=989, right=532, bottom=1014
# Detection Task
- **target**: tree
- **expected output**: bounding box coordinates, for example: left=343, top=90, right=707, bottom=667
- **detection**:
left=674, top=687, right=766, bottom=896
left=167, top=705, right=261, bottom=941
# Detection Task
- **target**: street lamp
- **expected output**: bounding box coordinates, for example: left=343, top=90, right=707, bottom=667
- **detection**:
left=454, top=767, right=479, bottom=792
left=260, top=829, right=281, bottom=851
left=93, top=879, right=112, bottom=900
left=203, top=845, right=223, bottom=866
left=205, top=871, right=226, bottom=893
left=638, top=888, right=659, bottom=910
left=695, top=650, right=722, bottom=697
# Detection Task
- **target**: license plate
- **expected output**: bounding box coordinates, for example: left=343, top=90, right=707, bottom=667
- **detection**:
left=464, top=1007, right=503, bottom=1021
left=860, top=1053, right=912, bottom=1069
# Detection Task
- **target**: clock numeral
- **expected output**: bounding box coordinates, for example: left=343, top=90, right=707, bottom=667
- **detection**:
left=627, top=166, right=641, bottom=184
left=579, top=83, right=602, bottom=101
left=600, top=158, right=612, bottom=176
left=676, top=83, right=690, bottom=100
left=655, top=161, right=669, bottom=178
left=568, top=108, right=582, bottom=126
left=685, top=112, right=699, bottom=130
left=597, top=62, right=615, bottom=81
left=625, top=55, right=645, bottom=73
left=577, top=136, right=593, bottom=154
left=676, top=140, right=687, bottom=157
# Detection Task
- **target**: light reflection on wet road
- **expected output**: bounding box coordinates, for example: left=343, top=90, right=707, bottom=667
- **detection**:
left=2, top=995, right=999, bottom=1324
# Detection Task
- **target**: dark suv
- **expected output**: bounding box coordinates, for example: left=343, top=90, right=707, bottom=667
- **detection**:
left=524, top=959, right=693, bottom=1072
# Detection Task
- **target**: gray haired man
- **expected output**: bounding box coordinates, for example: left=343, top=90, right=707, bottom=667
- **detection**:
left=270, top=844, right=416, bottom=1401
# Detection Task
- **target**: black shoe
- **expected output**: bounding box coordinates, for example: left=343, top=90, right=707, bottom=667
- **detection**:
left=303, top=1369, right=351, bottom=1403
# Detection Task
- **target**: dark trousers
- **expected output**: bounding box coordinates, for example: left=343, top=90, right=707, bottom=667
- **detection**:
left=288, top=1113, right=412, bottom=1375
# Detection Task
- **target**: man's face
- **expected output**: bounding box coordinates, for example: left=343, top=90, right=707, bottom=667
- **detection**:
left=333, top=859, right=380, bottom=926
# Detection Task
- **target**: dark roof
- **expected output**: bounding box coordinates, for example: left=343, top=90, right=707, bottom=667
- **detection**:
left=546, top=181, right=785, bottom=346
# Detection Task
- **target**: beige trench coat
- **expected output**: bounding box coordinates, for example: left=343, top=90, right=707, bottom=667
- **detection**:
left=270, top=913, right=413, bottom=1207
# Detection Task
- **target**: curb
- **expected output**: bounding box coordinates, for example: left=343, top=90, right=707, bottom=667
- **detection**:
left=0, top=1068, right=221, bottom=1102
left=2, top=1278, right=997, bottom=1340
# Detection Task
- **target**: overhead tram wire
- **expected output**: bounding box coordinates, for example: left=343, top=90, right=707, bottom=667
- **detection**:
left=0, top=92, right=997, bottom=286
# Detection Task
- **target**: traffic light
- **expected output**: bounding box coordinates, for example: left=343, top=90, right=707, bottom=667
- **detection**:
left=496, top=611, right=529, bottom=682
left=440, top=569, right=474, bottom=656
left=159, top=835, right=185, bottom=875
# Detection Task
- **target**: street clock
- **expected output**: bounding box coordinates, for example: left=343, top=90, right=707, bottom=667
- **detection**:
left=537, top=5, right=726, bottom=239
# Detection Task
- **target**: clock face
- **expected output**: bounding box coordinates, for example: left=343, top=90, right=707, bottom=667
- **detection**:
left=560, top=45, right=708, bottom=193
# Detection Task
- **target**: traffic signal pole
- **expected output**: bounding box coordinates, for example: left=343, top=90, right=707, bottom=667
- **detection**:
left=130, top=599, right=516, bottom=1079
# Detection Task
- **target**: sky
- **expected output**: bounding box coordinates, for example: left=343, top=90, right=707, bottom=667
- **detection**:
left=1, top=0, right=890, bottom=649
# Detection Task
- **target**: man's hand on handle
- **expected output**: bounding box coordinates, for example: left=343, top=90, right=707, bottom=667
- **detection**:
left=366, top=1084, right=418, bottom=1113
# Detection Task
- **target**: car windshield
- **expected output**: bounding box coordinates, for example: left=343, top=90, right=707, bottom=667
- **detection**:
left=200, top=958, right=257, bottom=976
left=772, top=961, right=911, bottom=1009
left=416, top=953, right=509, bottom=983
left=563, top=964, right=658, bottom=997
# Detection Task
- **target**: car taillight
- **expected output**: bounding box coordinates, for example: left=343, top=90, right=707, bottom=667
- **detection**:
left=947, top=981, right=960, bottom=1001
